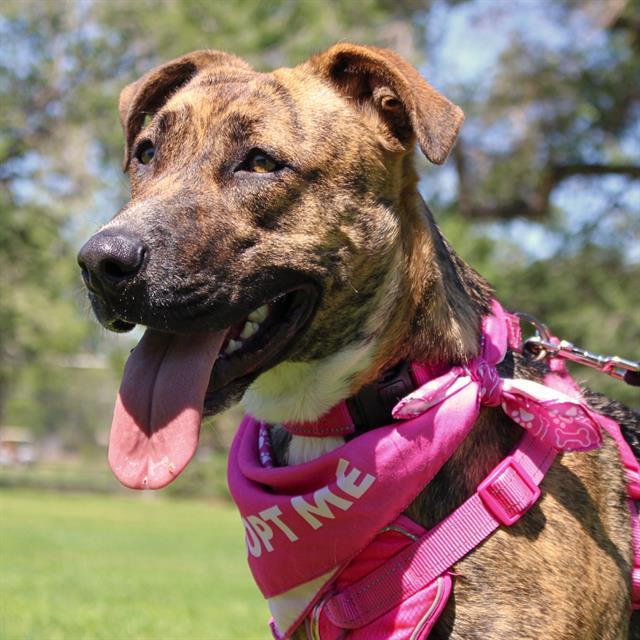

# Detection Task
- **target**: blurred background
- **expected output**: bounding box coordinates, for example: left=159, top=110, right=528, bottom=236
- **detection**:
left=1, top=0, right=638, bottom=638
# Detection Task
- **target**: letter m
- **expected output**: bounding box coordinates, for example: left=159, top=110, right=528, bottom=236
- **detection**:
left=291, top=487, right=353, bottom=530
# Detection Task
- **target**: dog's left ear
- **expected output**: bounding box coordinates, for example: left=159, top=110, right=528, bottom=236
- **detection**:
left=309, top=43, right=463, bottom=164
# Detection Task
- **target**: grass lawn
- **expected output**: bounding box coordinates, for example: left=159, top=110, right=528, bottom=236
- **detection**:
left=0, top=489, right=270, bottom=640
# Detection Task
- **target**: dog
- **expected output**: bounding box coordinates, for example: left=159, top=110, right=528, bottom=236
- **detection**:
left=78, top=44, right=639, bottom=639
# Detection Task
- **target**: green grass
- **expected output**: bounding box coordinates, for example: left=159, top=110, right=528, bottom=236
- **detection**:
left=0, top=490, right=270, bottom=640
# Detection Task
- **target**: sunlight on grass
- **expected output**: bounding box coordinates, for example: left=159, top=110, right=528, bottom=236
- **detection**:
left=0, top=490, right=270, bottom=640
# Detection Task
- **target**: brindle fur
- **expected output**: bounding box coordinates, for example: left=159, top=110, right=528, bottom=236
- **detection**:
left=95, top=44, right=639, bottom=638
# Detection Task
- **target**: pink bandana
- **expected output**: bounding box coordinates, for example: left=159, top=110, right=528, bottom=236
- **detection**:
left=227, top=301, right=603, bottom=637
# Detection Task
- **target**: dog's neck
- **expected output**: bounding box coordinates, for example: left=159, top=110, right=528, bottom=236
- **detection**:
left=372, top=191, right=492, bottom=368
left=241, top=159, right=492, bottom=427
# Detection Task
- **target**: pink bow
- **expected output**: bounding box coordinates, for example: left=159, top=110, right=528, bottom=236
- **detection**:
left=393, top=357, right=602, bottom=452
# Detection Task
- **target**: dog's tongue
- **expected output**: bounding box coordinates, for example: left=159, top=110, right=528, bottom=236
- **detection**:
left=108, top=329, right=226, bottom=490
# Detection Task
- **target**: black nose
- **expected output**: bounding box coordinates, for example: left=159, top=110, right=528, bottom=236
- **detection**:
left=78, top=230, right=147, bottom=294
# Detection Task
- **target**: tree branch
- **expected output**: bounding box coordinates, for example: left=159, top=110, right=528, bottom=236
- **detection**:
left=551, top=163, right=640, bottom=179
left=454, top=149, right=640, bottom=220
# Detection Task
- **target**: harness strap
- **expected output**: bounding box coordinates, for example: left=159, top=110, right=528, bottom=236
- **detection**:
left=325, top=433, right=556, bottom=629
left=597, top=415, right=640, bottom=610
left=546, top=364, right=640, bottom=611
left=630, top=500, right=640, bottom=610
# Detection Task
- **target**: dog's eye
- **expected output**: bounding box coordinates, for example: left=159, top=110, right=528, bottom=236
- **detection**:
left=135, top=141, right=156, bottom=165
left=240, top=150, right=281, bottom=174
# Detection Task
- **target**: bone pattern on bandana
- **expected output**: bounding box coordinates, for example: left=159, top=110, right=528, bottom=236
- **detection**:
left=227, top=300, right=604, bottom=638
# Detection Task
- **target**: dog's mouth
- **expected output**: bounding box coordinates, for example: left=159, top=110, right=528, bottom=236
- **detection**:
left=108, top=286, right=318, bottom=490
left=206, top=287, right=315, bottom=408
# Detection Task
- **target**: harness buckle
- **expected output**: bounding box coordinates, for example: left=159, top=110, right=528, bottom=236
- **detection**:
left=347, top=361, right=417, bottom=429
left=477, top=457, right=541, bottom=526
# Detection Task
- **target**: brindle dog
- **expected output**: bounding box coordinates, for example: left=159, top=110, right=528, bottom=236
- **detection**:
left=78, top=45, right=639, bottom=638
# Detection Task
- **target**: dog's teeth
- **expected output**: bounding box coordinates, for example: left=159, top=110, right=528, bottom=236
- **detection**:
left=225, top=339, right=242, bottom=355
left=240, top=321, right=260, bottom=339
left=248, top=305, right=269, bottom=323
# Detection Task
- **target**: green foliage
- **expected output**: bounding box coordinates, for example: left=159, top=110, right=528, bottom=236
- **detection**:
left=497, top=246, right=639, bottom=408
left=4, top=365, right=115, bottom=444
left=1, top=3, right=98, bottom=420
left=93, top=0, right=427, bottom=69
left=439, top=1, right=639, bottom=231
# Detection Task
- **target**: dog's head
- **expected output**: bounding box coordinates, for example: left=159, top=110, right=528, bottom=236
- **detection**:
left=78, top=44, right=471, bottom=488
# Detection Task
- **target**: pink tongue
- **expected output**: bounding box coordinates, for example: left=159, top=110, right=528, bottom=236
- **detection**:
left=108, top=329, right=226, bottom=489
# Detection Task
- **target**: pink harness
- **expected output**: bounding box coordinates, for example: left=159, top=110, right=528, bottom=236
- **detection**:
left=227, top=301, right=640, bottom=639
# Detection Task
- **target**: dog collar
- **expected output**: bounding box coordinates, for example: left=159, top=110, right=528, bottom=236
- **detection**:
left=281, top=361, right=436, bottom=437
left=282, top=309, right=524, bottom=438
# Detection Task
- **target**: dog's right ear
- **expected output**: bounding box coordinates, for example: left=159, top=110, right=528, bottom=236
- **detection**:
left=118, top=50, right=252, bottom=170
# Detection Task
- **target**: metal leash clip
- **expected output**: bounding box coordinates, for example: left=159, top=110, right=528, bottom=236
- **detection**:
left=515, top=312, right=640, bottom=387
